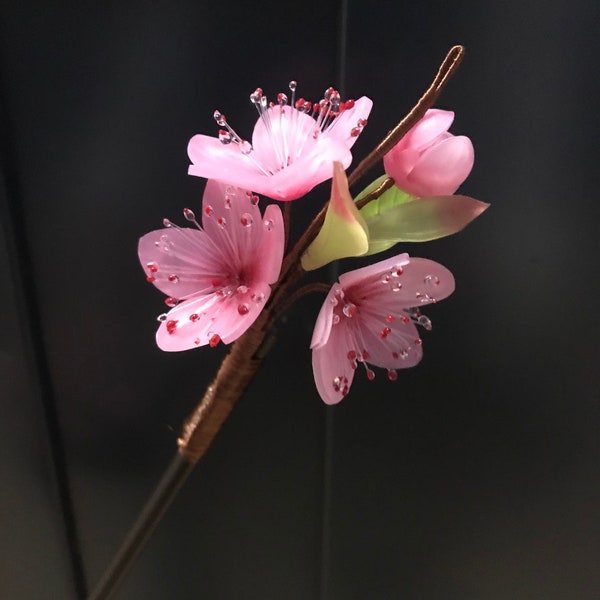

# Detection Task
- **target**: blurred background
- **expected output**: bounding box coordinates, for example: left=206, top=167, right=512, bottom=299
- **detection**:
left=1, top=1, right=599, bottom=598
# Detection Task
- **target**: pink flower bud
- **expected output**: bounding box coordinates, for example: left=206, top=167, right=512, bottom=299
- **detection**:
left=383, top=109, right=474, bottom=198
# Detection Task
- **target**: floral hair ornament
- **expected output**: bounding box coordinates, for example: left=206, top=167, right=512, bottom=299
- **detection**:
left=91, top=46, right=486, bottom=600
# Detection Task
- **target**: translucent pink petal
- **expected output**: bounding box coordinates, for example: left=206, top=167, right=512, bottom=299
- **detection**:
left=310, top=284, right=339, bottom=349
left=259, top=137, right=353, bottom=201
left=339, top=254, right=410, bottom=289
left=188, top=135, right=268, bottom=192
left=255, top=204, right=284, bottom=284
left=406, top=109, right=454, bottom=151
left=138, top=227, right=220, bottom=299
left=156, top=293, right=223, bottom=351
left=251, top=106, right=317, bottom=172
left=201, top=180, right=263, bottom=263
left=312, top=320, right=357, bottom=405
left=347, top=257, right=455, bottom=314
left=155, top=282, right=271, bottom=351
left=408, top=135, right=474, bottom=196
left=383, top=147, right=420, bottom=182
left=350, top=313, right=422, bottom=369
left=321, top=96, right=373, bottom=148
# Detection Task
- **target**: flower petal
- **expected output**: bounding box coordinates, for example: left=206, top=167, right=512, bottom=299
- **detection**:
left=156, top=282, right=271, bottom=351
left=406, top=109, right=454, bottom=151
left=255, top=203, right=285, bottom=284
left=338, top=253, right=410, bottom=289
left=384, top=144, right=421, bottom=182
left=251, top=105, right=317, bottom=173
left=262, top=137, right=353, bottom=201
left=321, top=96, right=373, bottom=148
left=310, top=284, right=339, bottom=350
left=188, top=135, right=268, bottom=192
left=312, top=320, right=357, bottom=405
left=138, top=227, right=218, bottom=299
left=301, top=162, right=369, bottom=271
left=408, top=135, right=474, bottom=197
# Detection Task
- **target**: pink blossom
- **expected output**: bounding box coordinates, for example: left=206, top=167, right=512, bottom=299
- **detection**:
left=188, top=83, right=372, bottom=201
left=383, top=109, right=474, bottom=198
left=311, top=254, right=455, bottom=404
left=138, top=181, right=284, bottom=351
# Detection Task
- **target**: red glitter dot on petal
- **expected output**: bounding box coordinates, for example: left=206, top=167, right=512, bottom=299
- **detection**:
left=189, top=313, right=200, bottom=322
left=166, top=320, right=178, bottom=335
left=386, top=315, right=395, bottom=323
left=347, top=350, right=357, bottom=361
left=209, top=333, right=221, bottom=347
left=146, top=275, right=156, bottom=283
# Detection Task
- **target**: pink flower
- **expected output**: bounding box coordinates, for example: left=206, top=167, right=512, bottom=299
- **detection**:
left=383, top=109, right=474, bottom=198
left=311, top=254, right=455, bottom=404
left=138, top=180, right=284, bottom=351
left=188, top=83, right=373, bottom=201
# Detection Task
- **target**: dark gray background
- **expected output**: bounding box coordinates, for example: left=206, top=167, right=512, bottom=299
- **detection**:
left=1, top=1, right=599, bottom=598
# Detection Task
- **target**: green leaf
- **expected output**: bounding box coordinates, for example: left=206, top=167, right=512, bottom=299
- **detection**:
left=357, top=176, right=416, bottom=220
left=362, top=194, right=490, bottom=255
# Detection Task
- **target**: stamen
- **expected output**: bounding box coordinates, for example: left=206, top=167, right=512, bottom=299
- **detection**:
left=183, top=208, right=201, bottom=229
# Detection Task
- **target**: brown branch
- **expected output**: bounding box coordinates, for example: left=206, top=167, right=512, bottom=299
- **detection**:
left=355, top=177, right=395, bottom=210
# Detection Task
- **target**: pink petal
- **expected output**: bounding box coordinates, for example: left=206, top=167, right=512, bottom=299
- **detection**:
left=339, top=253, right=410, bottom=290
left=138, top=227, right=219, bottom=299
left=262, top=137, right=352, bottom=201
left=321, top=96, right=374, bottom=148
left=408, top=135, right=474, bottom=196
left=406, top=109, right=454, bottom=152
left=251, top=105, right=317, bottom=172
left=156, top=282, right=271, bottom=351
left=216, top=282, right=272, bottom=344
left=383, top=147, right=420, bottom=182
left=188, top=135, right=268, bottom=192
left=201, top=180, right=263, bottom=261
left=310, top=284, right=339, bottom=349
left=350, top=314, right=423, bottom=369
left=312, top=320, right=357, bottom=405
left=255, top=203, right=285, bottom=284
